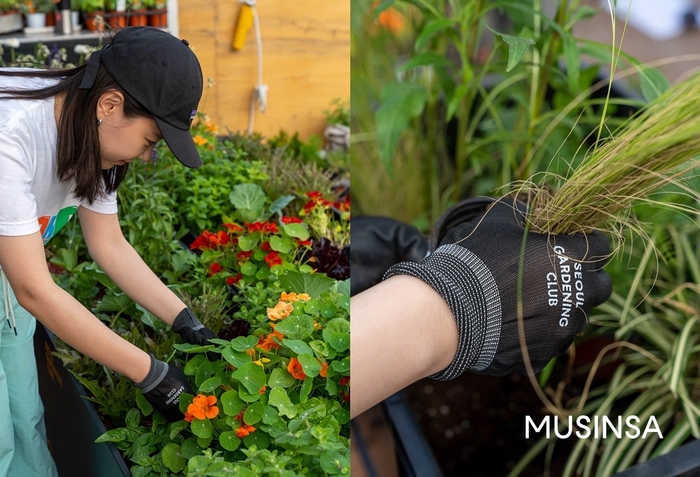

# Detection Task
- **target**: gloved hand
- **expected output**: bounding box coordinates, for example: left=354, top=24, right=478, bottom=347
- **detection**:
left=350, top=216, right=429, bottom=296
left=133, top=354, right=192, bottom=422
left=384, top=197, right=613, bottom=379
left=173, top=307, right=216, bottom=347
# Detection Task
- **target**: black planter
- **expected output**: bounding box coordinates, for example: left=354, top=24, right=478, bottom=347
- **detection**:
left=34, top=323, right=130, bottom=477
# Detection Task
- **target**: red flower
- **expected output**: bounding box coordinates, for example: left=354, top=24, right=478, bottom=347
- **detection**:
left=261, top=241, right=271, bottom=252
left=303, top=191, right=333, bottom=214
left=226, top=273, right=243, bottom=286
left=217, top=230, right=231, bottom=246
left=208, top=263, right=223, bottom=276
left=339, top=376, right=350, bottom=386
left=245, top=221, right=278, bottom=234
left=296, top=239, right=312, bottom=247
left=265, top=252, right=282, bottom=268
left=190, top=230, right=220, bottom=251
left=281, top=216, right=303, bottom=224
left=223, top=223, right=244, bottom=234
left=237, top=250, right=253, bottom=261
left=288, top=357, right=306, bottom=380
left=319, top=360, right=328, bottom=378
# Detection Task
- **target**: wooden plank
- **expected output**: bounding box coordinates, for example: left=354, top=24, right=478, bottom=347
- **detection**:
left=178, top=0, right=349, bottom=140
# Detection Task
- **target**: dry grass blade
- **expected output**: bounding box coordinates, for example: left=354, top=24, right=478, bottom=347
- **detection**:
left=527, top=73, right=700, bottom=235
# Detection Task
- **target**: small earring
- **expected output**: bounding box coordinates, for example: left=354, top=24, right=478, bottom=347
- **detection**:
left=97, top=118, right=102, bottom=126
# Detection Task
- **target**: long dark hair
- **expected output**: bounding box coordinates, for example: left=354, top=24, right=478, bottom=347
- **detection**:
left=0, top=60, right=152, bottom=204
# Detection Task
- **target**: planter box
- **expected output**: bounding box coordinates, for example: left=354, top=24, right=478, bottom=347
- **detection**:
left=0, top=12, right=23, bottom=34
left=33, top=323, right=130, bottom=477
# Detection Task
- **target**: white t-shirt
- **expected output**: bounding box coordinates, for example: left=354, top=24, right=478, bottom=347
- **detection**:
left=0, top=72, right=117, bottom=244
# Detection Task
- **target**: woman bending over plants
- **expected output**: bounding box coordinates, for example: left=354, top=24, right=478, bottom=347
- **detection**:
left=0, top=27, right=214, bottom=476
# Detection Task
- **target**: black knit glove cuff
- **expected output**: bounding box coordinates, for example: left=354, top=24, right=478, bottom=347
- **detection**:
left=384, top=244, right=502, bottom=381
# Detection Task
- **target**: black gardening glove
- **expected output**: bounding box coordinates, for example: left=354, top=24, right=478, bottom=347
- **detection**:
left=384, top=197, right=613, bottom=379
left=350, top=216, right=429, bottom=296
left=133, top=354, right=193, bottom=422
left=173, top=307, right=216, bottom=347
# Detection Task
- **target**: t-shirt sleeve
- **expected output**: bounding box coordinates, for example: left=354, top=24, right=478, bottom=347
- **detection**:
left=0, top=127, right=40, bottom=237
left=80, top=190, right=118, bottom=215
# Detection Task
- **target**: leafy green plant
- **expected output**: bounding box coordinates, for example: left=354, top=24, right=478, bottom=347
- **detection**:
left=98, top=283, right=350, bottom=477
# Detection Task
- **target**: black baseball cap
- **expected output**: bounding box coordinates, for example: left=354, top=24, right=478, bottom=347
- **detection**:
left=80, top=26, right=204, bottom=168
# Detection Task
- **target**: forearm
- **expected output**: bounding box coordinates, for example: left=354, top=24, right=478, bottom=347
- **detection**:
left=21, top=282, right=150, bottom=382
left=90, top=236, right=186, bottom=326
left=350, top=275, right=458, bottom=418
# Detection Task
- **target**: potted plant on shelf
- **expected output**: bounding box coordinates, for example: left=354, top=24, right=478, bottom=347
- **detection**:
left=103, top=0, right=125, bottom=28
left=143, top=0, right=165, bottom=28
left=126, top=0, right=145, bottom=26
left=0, top=0, right=23, bottom=34
left=79, top=0, right=104, bottom=31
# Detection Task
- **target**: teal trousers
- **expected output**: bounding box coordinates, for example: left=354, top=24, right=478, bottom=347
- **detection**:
left=0, top=273, right=58, bottom=477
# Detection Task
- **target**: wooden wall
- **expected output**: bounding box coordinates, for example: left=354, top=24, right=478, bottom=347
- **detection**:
left=177, top=0, right=349, bottom=140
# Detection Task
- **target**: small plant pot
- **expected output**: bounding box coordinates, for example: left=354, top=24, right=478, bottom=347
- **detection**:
left=127, top=8, right=147, bottom=26
left=105, top=11, right=126, bottom=28
left=147, top=7, right=167, bottom=28
left=83, top=11, right=105, bottom=31
left=44, top=10, right=55, bottom=26
left=25, top=12, right=47, bottom=28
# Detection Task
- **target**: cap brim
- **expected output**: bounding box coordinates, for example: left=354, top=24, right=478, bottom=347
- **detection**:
left=155, top=117, right=202, bottom=168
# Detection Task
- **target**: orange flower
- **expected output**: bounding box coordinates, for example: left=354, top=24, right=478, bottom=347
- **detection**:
left=280, top=292, right=311, bottom=303
left=319, top=360, right=328, bottom=378
left=288, top=357, right=306, bottom=380
left=376, top=6, right=405, bottom=34
left=193, top=134, right=208, bottom=146
left=267, top=300, right=294, bottom=321
left=204, top=120, right=218, bottom=133
left=186, top=394, right=219, bottom=421
left=184, top=410, right=195, bottom=423
left=235, top=424, right=256, bottom=438
left=257, top=326, right=284, bottom=352
left=259, top=385, right=267, bottom=395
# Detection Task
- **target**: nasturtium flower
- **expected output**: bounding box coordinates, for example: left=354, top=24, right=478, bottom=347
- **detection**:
left=237, top=250, right=253, bottom=261
left=193, top=135, right=208, bottom=146
left=267, top=300, right=293, bottom=321
left=281, top=216, right=303, bottom=224
left=257, top=326, right=284, bottom=351
left=223, top=223, right=244, bottom=234
left=280, top=292, right=310, bottom=303
left=265, top=252, right=282, bottom=268
left=204, top=120, right=218, bottom=133
left=288, top=357, right=306, bottom=380
left=235, top=424, right=256, bottom=438
left=208, top=263, right=223, bottom=276
left=186, top=394, right=219, bottom=421
left=226, top=273, right=243, bottom=286
left=319, top=360, right=328, bottom=378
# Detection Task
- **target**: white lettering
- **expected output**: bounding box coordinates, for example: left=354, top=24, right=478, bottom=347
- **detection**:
left=643, top=417, right=664, bottom=439
left=626, top=416, right=640, bottom=439
left=576, top=416, right=591, bottom=439
left=603, top=416, right=622, bottom=438
left=526, top=416, right=550, bottom=439
left=554, top=416, right=573, bottom=438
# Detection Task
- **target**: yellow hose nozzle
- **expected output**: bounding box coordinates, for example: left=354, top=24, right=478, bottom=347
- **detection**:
left=232, top=3, right=254, bottom=51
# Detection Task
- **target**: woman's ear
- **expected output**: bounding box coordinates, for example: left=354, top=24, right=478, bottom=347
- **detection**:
left=96, top=90, right=125, bottom=120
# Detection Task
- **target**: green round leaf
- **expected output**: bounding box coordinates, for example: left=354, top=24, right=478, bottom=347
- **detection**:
left=161, top=443, right=186, bottom=473
left=320, top=450, right=350, bottom=474
left=232, top=362, right=267, bottom=395
left=241, top=261, right=257, bottom=277
left=268, top=368, right=296, bottom=388
left=310, top=340, right=331, bottom=357
left=297, top=354, right=322, bottom=377
left=180, top=437, right=201, bottom=459
left=282, top=339, right=314, bottom=356
left=184, top=354, right=208, bottom=376
left=270, top=235, right=294, bottom=254
left=283, top=223, right=310, bottom=240
left=320, top=306, right=336, bottom=318
left=222, top=347, right=252, bottom=368
left=198, top=376, right=222, bottom=394
left=322, top=318, right=350, bottom=342
left=190, top=418, right=212, bottom=439
left=237, top=234, right=258, bottom=252
left=219, top=431, right=242, bottom=451
left=329, top=332, right=349, bottom=352
left=230, top=335, right=259, bottom=352
left=243, top=402, right=265, bottom=425
left=243, top=430, right=270, bottom=450
left=221, top=390, right=245, bottom=417
left=331, top=357, right=350, bottom=374
left=135, top=390, right=153, bottom=416
left=303, top=300, right=322, bottom=315
left=269, top=387, right=297, bottom=418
